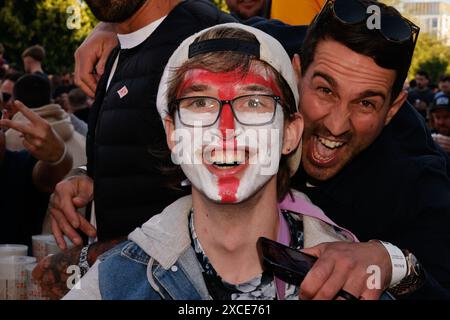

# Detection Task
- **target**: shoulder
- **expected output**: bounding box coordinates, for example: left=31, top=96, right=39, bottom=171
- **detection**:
left=169, top=0, right=236, bottom=27
left=97, top=241, right=162, bottom=300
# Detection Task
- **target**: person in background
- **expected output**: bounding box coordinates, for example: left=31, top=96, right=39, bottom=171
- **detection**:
left=4, top=74, right=86, bottom=167
left=22, top=45, right=47, bottom=78
left=0, top=101, right=73, bottom=249
left=67, top=88, right=90, bottom=124
left=1, top=71, right=23, bottom=118
left=226, top=0, right=269, bottom=19
left=407, top=70, right=435, bottom=120
left=435, top=75, right=450, bottom=99
left=430, top=94, right=450, bottom=154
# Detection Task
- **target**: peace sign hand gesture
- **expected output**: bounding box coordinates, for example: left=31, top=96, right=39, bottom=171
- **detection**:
left=0, top=100, right=66, bottom=163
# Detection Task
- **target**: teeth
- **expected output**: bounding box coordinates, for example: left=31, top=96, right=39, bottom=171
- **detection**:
left=209, top=149, right=245, bottom=165
left=318, top=137, right=344, bottom=149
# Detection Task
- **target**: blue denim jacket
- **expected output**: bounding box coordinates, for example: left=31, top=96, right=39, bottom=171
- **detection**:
left=64, top=195, right=393, bottom=300
left=98, top=240, right=210, bottom=300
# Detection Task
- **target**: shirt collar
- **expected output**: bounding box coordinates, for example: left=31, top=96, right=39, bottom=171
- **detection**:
left=117, top=15, right=166, bottom=49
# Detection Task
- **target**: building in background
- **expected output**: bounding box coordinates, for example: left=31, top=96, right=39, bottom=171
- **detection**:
left=401, top=0, right=450, bottom=45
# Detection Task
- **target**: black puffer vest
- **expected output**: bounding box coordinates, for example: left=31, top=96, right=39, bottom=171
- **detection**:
left=87, top=0, right=235, bottom=240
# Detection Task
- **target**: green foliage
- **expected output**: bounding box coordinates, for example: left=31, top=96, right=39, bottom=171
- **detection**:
left=0, top=0, right=96, bottom=74
left=410, top=33, right=450, bottom=83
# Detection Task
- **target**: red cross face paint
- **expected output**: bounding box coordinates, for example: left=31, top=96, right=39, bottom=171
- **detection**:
left=170, top=63, right=285, bottom=203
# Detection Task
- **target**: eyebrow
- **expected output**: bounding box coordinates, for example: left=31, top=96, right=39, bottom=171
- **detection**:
left=179, top=84, right=210, bottom=96
left=239, top=84, right=274, bottom=93
left=355, top=89, right=387, bottom=103
left=312, top=71, right=338, bottom=89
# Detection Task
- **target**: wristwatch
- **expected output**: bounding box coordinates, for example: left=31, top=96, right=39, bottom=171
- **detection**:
left=388, top=250, right=426, bottom=296
left=78, top=244, right=91, bottom=277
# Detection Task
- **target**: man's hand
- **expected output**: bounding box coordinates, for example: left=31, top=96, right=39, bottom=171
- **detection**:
left=32, top=238, right=126, bottom=300
left=299, top=241, right=392, bottom=300
left=432, top=133, right=450, bottom=154
left=74, top=22, right=118, bottom=97
left=0, top=100, right=65, bottom=162
left=49, top=175, right=96, bottom=249
left=32, top=245, right=83, bottom=300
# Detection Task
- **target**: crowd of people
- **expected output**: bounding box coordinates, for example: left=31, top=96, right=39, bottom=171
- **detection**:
left=1, top=0, right=450, bottom=301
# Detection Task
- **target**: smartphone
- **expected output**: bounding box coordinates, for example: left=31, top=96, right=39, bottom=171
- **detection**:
left=257, top=237, right=317, bottom=286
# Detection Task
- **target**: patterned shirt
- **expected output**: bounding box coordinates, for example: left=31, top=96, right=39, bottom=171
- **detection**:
left=188, top=209, right=304, bottom=300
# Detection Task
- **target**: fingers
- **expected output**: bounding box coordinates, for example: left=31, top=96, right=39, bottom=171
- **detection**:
left=300, top=256, right=334, bottom=299
left=50, top=208, right=83, bottom=247
left=74, top=47, right=97, bottom=98
left=311, top=265, right=349, bottom=300
left=12, top=100, right=42, bottom=124
left=78, top=215, right=97, bottom=238
left=51, top=216, right=68, bottom=250
left=0, top=118, right=34, bottom=135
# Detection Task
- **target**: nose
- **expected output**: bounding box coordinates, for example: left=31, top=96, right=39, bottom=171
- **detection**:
left=219, top=103, right=235, bottom=140
left=322, top=102, right=351, bottom=137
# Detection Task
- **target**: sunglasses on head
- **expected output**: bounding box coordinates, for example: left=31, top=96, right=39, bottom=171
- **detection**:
left=316, top=0, right=419, bottom=45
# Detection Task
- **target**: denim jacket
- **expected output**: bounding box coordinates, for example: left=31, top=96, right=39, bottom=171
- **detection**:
left=63, top=193, right=363, bottom=300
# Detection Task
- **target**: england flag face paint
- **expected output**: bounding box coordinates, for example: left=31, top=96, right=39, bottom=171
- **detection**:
left=169, top=64, right=285, bottom=203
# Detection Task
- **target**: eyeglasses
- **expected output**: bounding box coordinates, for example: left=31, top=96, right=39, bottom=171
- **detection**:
left=2, top=92, right=11, bottom=103
left=317, top=0, right=419, bottom=44
left=174, top=94, right=281, bottom=127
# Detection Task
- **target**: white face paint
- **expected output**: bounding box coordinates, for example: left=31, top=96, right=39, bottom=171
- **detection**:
left=172, top=105, right=284, bottom=203
left=169, top=66, right=286, bottom=203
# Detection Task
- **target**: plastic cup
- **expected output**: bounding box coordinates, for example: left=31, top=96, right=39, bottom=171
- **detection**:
left=45, top=236, right=74, bottom=256
left=25, top=263, right=49, bottom=300
left=32, top=234, right=55, bottom=262
left=0, top=256, right=36, bottom=300
left=0, top=244, right=28, bottom=257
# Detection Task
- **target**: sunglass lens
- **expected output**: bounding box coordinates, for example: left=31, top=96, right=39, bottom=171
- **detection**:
left=381, top=15, right=412, bottom=42
left=334, top=0, right=367, bottom=24
left=2, top=93, right=11, bottom=102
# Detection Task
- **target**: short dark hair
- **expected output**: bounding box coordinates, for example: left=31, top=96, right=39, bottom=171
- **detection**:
left=68, top=88, right=88, bottom=109
left=416, top=70, right=430, bottom=80
left=300, top=0, right=416, bottom=103
left=439, top=74, right=450, bottom=82
left=13, top=74, right=51, bottom=109
left=22, top=45, right=46, bottom=62
left=4, top=71, right=24, bottom=83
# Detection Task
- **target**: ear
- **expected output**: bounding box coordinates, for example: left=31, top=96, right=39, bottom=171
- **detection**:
left=164, top=115, right=176, bottom=151
left=283, top=113, right=304, bottom=155
left=292, top=54, right=302, bottom=83
left=385, top=90, right=407, bottom=126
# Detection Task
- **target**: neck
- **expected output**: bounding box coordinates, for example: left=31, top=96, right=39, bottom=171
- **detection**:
left=30, top=63, right=43, bottom=74
left=114, top=0, right=180, bottom=34
left=191, top=177, right=279, bottom=284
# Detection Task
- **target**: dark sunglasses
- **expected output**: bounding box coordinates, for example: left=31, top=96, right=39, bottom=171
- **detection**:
left=2, top=92, right=11, bottom=103
left=317, top=0, right=419, bottom=44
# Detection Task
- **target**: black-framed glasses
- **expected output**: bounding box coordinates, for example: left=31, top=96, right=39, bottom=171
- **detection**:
left=174, top=94, right=281, bottom=127
left=317, top=0, right=419, bottom=45
left=2, top=92, right=11, bottom=103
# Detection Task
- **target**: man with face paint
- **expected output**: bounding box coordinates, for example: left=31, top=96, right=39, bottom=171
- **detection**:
left=63, top=24, right=374, bottom=300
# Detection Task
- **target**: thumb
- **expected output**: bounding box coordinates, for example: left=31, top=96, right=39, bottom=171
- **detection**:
left=301, top=243, right=327, bottom=258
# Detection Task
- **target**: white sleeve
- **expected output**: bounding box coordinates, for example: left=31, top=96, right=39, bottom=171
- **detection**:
left=62, top=260, right=102, bottom=300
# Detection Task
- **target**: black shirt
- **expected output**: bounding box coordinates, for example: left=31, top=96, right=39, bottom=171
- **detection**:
left=0, top=150, right=50, bottom=251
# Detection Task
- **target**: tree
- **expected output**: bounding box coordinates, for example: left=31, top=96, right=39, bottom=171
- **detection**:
left=210, top=0, right=229, bottom=13
left=0, top=0, right=96, bottom=74
left=410, top=33, right=450, bottom=83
